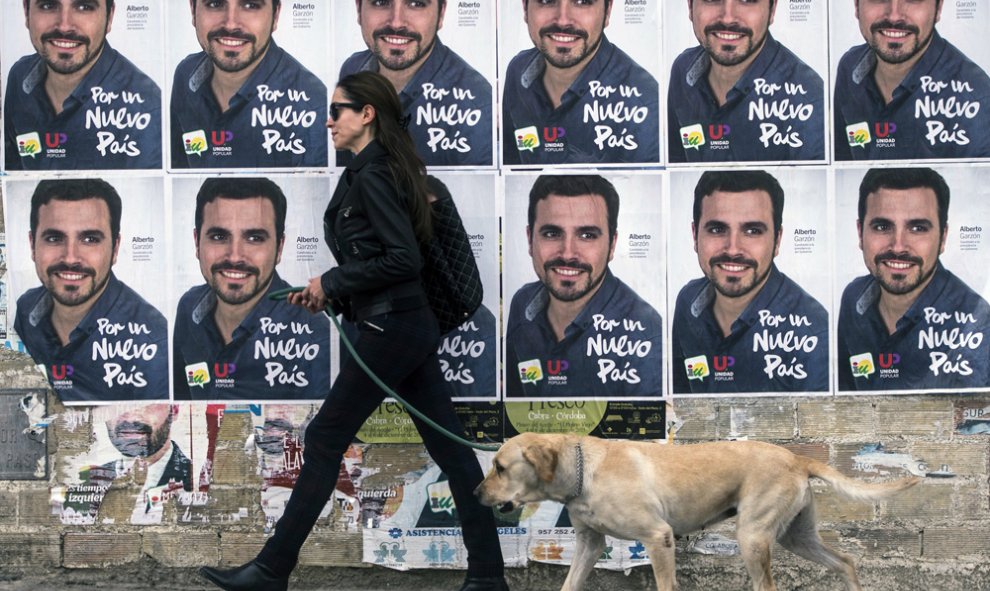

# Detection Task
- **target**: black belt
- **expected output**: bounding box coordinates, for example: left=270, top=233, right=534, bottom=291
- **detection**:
left=352, top=293, right=428, bottom=323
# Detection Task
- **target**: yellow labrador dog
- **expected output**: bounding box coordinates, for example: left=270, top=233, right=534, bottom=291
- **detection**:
left=475, top=433, right=918, bottom=591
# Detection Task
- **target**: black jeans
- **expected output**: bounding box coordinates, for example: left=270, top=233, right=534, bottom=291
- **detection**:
left=257, top=306, right=504, bottom=578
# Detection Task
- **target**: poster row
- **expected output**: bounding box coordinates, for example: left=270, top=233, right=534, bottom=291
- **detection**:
left=3, top=166, right=989, bottom=408
left=2, top=0, right=990, bottom=169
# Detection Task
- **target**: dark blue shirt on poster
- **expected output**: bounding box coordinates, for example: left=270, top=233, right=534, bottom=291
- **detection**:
left=505, top=270, right=662, bottom=398
left=170, top=41, right=328, bottom=169
left=667, top=34, right=824, bottom=163
left=672, top=265, right=829, bottom=394
left=338, top=40, right=492, bottom=167
left=4, top=44, right=161, bottom=170
left=834, top=32, right=990, bottom=160
left=502, top=35, right=660, bottom=165
left=14, top=273, right=169, bottom=402
left=837, top=264, right=990, bottom=391
left=172, top=273, right=331, bottom=401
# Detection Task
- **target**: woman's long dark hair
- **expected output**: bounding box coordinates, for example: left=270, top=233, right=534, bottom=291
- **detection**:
left=336, top=72, right=432, bottom=244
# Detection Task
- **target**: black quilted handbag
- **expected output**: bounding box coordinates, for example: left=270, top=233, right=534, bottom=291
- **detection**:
left=422, top=176, right=484, bottom=335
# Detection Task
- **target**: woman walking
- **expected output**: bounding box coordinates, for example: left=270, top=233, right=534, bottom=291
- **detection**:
left=200, top=71, right=508, bottom=591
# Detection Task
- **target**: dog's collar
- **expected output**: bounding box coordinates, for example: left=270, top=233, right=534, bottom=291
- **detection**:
left=563, top=442, right=584, bottom=504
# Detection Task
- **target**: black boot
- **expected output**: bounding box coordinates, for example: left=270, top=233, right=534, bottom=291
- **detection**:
left=457, top=576, right=510, bottom=591
left=199, top=560, right=289, bottom=591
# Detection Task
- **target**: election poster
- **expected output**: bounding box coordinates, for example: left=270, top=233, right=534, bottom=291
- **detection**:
left=169, top=174, right=334, bottom=402
left=833, top=164, right=990, bottom=394
left=2, top=0, right=165, bottom=171
left=52, top=403, right=212, bottom=525
left=352, top=172, right=502, bottom=444
left=4, top=175, right=170, bottom=404
left=667, top=168, right=831, bottom=397
left=498, top=0, right=662, bottom=166
left=164, top=1, right=330, bottom=169
left=251, top=404, right=362, bottom=532
left=663, top=0, right=828, bottom=164
left=502, top=171, right=665, bottom=439
left=332, top=0, right=497, bottom=168
left=830, top=1, right=990, bottom=161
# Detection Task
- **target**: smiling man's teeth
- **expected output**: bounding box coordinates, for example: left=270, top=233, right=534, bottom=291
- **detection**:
left=51, top=40, right=81, bottom=49
left=885, top=261, right=913, bottom=270
left=554, top=267, right=581, bottom=277
left=217, top=38, right=247, bottom=47
left=58, top=272, right=85, bottom=281
left=221, top=271, right=249, bottom=279
left=549, top=34, right=579, bottom=43
left=882, top=30, right=910, bottom=39
left=382, top=36, right=411, bottom=45
left=714, top=32, right=743, bottom=41
left=719, top=263, right=747, bottom=272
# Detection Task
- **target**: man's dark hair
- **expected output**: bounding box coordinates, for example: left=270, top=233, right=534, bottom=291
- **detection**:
left=25, top=0, right=115, bottom=13
left=858, top=168, right=950, bottom=235
left=30, top=179, right=123, bottom=248
left=195, top=178, right=287, bottom=242
left=528, top=175, right=620, bottom=242
left=693, top=170, right=785, bottom=237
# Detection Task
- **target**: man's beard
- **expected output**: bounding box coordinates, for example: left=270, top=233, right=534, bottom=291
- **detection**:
left=537, top=24, right=601, bottom=69
left=541, top=257, right=605, bottom=302
left=706, top=253, right=770, bottom=299
left=371, top=26, right=435, bottom=71
left=208, top=261, right=272, bottom=305
left=702, top=22, right=766, bottom=67
left=110, top=419, right=171, bottom=458
left=39, top=29, right=105, bottom=75
left=206, top=28, right=271, bottom=73
left=44, top=262, right=108, bottom=307
left=873, top=251, right=935, bottom=295
left=868, top=20, right=933, bottom=65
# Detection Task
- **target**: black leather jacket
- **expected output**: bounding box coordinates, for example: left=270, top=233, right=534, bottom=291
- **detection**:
left=321, top=140, right=427, bottom=321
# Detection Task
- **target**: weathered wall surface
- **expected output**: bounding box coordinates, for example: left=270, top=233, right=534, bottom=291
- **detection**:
left=1, top=350, right=988, bottom=590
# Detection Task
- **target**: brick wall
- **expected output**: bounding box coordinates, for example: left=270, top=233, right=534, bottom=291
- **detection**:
left=1, top=348, right=988, bottom=590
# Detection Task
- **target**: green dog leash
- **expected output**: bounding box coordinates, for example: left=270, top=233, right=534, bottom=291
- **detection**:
left=270, top=286, right=500, bottom=452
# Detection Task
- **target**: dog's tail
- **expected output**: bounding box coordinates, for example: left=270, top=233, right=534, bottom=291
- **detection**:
left=801, top=457, right=920, bottom=501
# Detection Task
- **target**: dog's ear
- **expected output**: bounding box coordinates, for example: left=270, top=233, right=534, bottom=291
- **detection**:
left=523, top=444, right=558, bottom=483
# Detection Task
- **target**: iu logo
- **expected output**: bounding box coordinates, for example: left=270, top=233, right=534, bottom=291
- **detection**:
left=878, top=353, right=901, bottom=369
left=211, top=130, right=234, bottom=145
left=874, top=122, right=896, bottom=138
left=708, top=124, right=730, bottom=140
left=44, top=132, right=67, bottom=148
left=214, top=362, right=236, bottom=378
left=543, top=127, right=565, bottom=142
left=51, top=364, right=74, bottom=380
left=546, top=360, right=570, bottom=375
left=712, top=356, right=735, bottom=371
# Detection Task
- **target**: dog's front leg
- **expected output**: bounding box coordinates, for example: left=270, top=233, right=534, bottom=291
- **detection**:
left=560, top=525, right=605, bottom=591
left=642, top=522, right=677, bottom=591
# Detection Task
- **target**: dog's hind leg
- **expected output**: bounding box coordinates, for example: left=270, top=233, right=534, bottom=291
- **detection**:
left=778, top=499, right=861, bottom=591
left=737, top=528, right=777, bottom=591
left=641, top=522, right=677, bottom=591
left=560, top=525, right=606, bottom=591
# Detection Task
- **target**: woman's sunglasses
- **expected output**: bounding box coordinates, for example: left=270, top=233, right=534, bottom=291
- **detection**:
left=329, top=102, right=364, bottom=120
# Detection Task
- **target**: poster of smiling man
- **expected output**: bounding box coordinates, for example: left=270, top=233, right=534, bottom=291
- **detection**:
left=170, top=175, right=333, bottom=402
left=2, top=0, right=164, bottom=171
left=332, top=0, right=496, bottom=168
left=831, top=0, right=990, bottom=161
left=502, top=172, right=665, bottom=439
left=664, top=0, right=827, bottom=164
left=4, top=176, right=169, bottom=404
left=165, top=0, right=329, bottom=169
left=498, top=0, right=661, bottom=166
left=668, top=168, right=830, bottom=396
left=835, top=165, right=990, bottom=393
